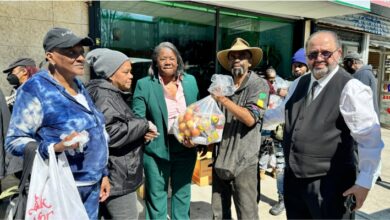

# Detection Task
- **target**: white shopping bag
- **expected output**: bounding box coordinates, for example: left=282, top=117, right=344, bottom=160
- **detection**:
left=25, top=145, right=89, bottom=220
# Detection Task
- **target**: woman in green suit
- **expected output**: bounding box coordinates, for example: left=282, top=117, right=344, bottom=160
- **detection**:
left=132, top=42, right=199, bottom=220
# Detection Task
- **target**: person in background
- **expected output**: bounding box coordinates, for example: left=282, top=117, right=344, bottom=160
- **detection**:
left=2, top=58, right=39, bottom=112
left=86, top=48, right=159, bottom=219
left=343, top=52, right=382, bottom=183
left=132, top=42, right=199, bottom=220
left=0, top=89, right=10, bottom=189
left=343, top=52, right=379, bottom=117
left=260, top=68, right=289, bottom=215
left=264, top=30, right=383, bottom=219
left=5, top=27, right=110, bottom=219
left=1, top=59, right=39, bottom=202
left=291, top=48, right=309, bottom=79
left=259, top=67, right=278, bottom=182
left=266, top=48, right=308, bottom=216
left=212, top=38, right=269, bottom=219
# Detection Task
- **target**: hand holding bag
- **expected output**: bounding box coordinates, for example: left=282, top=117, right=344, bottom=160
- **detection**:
left=25, top=145, right=88, bottom=220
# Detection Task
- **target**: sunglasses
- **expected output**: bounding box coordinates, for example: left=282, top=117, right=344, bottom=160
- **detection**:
left=228, top=51, right=252, bottom=61
left=307, top=49, right=338, bottom=60
left=53, top=48, right=85, bottom=59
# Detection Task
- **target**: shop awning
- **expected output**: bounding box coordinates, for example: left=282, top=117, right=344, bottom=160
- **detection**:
left=371, top=40, right=390, bottom=49
left=193, top=0, right=370, bottom=19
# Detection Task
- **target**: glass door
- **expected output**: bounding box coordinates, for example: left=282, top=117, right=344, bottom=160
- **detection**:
left=380, top=52, right=390, bottom=128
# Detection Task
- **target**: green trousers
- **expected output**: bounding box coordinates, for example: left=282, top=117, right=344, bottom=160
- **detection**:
left=144, top=150, right=197, bottom=220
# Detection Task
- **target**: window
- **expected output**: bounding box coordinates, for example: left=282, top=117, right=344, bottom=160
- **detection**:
left=97, top=1, right=296, bottom=96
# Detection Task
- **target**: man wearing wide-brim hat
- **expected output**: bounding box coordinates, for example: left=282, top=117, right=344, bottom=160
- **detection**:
left=211, top=37, right=270, bottom=219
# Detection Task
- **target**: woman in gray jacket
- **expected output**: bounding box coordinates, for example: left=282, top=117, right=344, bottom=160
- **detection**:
left=86, top=48, right=158, bottom=219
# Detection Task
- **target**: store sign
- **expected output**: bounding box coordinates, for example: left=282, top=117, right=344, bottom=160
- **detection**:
left=319, top=14, right=390, bottom=37
left=371, top=0, right=390, bottom=8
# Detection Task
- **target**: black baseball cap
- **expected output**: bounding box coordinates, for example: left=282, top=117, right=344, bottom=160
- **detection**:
left=43, top=27, right=94, bottom=52
left=3, top=58, right=36, bottom=74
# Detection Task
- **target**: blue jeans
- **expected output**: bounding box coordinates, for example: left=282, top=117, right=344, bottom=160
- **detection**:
left=78, top=183, right=100, bottom=219
left=274, top=141, right=285, bottom=196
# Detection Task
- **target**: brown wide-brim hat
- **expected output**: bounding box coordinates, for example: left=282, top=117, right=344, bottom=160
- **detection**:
left=217, top=37, right=263, bottom=71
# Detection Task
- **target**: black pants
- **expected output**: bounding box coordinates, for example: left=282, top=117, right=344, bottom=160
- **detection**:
left=284, top=168, right=356, bottom=219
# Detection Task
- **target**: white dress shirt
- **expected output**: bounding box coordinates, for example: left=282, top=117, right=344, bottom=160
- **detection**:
left=263, top=66, right=384, bottom=189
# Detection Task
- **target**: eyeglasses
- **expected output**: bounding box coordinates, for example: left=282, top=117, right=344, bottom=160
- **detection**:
left=343, top=59, right=354, bottom=63
left=307, top=49, right=338, bottom=60
left=268, top=77, right=275, bottom=83
left=53, top=47, right=85, bottom=59
left=228, top=51, right=252, bottom=61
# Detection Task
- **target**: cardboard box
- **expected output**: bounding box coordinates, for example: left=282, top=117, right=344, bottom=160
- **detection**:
left=192, top=158, right=212, bottom=186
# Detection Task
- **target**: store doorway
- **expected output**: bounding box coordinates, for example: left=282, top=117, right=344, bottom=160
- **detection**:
left=369, top=48, right=390, bottom=128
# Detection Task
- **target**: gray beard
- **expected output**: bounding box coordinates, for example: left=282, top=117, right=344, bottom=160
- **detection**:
left=231, top=67, right=244, bottom=77
left=311, top=63, right=337, bottom=79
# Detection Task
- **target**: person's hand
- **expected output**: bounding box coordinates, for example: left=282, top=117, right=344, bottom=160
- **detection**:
left=54, top=131, right=80, bottom=152
left=342, top=184, right=369, bottom=211
left=99, top=176, right=110, bottom=202
left=197, top=145, right=208, bottom=159
left=182, top=137, right=197, bottom=148
left=148, top=121, right=158, bottom=133
left=144, top=131, right=159, bottom=142
left=278, top=88, right=288, bottom=97
left=144, top=121, right=159, bottom=142
left=211, top=94, right=225, bottom=103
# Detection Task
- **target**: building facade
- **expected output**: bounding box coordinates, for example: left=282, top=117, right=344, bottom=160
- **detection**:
left=0, top=0, right=373, bottom=101
left=316, top=1, right=390, bottom=128
left=87, top=1, right=370, bottom=98
left=0, top=1, right=89, bottom=95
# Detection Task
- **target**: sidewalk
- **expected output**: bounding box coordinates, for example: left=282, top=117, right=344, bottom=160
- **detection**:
left=139, top=128, right=390, bottom=219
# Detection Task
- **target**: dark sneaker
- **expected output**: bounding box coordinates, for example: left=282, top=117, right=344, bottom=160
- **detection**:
left=269, top=200, right=285, bottom=216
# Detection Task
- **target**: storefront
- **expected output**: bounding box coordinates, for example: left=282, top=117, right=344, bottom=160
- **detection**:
left=317, top=12, right=390, bottom=128
left=88, top=1, right=303, bottom=98
left=370, top=34, right=390, bottom=129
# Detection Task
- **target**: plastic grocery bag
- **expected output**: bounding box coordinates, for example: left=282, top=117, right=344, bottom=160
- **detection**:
left=172, top=96, right=225, bottom=145
left=172, top=74, right=235, bottom=145
left=268, top=94, right=282, bottom=109
left=207, top=74, right=236, bottom=97
left=25, top=145, right=88, bottom=220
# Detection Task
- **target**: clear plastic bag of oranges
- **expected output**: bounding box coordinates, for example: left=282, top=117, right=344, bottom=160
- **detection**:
left=172, top=74, right=235, bottom=145
left=172, top=96, right=225, bottom=145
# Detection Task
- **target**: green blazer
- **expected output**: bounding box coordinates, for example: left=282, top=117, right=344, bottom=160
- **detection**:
left=132, top=73, right=199, bottom=160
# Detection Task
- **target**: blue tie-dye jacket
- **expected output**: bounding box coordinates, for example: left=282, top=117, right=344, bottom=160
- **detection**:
left=5, top=70, right=109, bottom=182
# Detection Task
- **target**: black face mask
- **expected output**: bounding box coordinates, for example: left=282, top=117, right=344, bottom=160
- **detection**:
left=7, top=73, right=20, bottom=87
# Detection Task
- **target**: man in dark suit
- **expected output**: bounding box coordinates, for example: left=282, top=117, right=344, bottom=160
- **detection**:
left=264, top=30, right=383, bottom=219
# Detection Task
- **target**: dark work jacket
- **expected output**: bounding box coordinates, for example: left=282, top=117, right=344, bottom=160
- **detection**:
left=87, top=79, right=149, bottom=196
left=0, top=89, right=10, bottom=179
left=1, top=89, right=24, bottom=179
left=283, top=69, right=355, bottom=178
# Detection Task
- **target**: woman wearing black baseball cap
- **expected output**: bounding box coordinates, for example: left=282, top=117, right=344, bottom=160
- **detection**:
left=5, top=27, right=110, bottom=219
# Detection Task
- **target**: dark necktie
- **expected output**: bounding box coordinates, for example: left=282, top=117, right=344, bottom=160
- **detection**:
left=306, top=81, right=319, bottom=106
